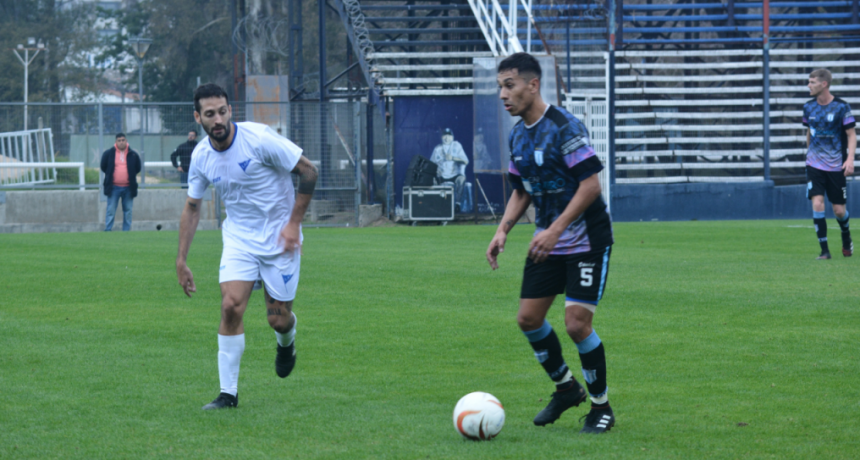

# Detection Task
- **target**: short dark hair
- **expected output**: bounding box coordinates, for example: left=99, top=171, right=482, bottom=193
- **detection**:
left=498, top=52, right=542, bottom=81
left=115, top=133, right=126, bottom=139
left=194, top=83, right=229, bottom=113
left=810, top=68, right=832, bottom=86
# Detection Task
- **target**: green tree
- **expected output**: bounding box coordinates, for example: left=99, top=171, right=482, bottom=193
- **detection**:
left=0, top=0, right=102, bottom=103
left=98, top=0, right=234, bottom=102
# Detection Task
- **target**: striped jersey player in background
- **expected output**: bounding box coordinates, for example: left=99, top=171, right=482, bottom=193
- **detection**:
left=485, top=53, right=616, bottom=434
left=803, top=68, right=855, bottom=259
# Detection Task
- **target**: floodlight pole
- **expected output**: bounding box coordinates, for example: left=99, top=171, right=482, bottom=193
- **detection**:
left=137, top=53, right=144, bottom=163
left=129, top=37, right=152, bottom=184
left=12, top=40, right=45, bottom=132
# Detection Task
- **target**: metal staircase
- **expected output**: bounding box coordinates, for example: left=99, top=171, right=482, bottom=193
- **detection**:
left=360, top=0, right=494, bottom=96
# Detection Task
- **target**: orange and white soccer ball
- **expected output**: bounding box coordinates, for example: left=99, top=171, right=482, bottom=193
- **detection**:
left=452, top=392, right=505, bottom=440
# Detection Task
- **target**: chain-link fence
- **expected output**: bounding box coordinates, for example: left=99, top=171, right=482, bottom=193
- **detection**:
left=0, top=100, right=388, bottom=226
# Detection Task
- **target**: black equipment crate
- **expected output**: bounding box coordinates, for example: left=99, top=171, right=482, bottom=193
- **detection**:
left=404, top=186, right=455, bottom=221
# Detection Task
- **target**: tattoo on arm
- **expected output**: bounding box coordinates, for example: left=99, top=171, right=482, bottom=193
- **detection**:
left=296, top=159, right=318, bottom=196
left=504, top=220, right=514, bottom=230
left=187, top=201, right=197, bottom=209
left=298, top=175, right=316, bottom=195
left=267, top=308, right=283, bottom=316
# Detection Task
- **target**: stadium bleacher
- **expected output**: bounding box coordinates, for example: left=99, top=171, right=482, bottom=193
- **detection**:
left=513, top=1, right=860, bottom=185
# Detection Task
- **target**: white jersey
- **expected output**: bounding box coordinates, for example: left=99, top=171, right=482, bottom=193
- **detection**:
left=188, top=121, right=303, bottom=255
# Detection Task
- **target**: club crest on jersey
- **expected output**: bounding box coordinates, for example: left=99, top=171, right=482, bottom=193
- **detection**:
left=282, top=274, right=293, bottom=285
left=535, top=149, right=544, bottom=166
left=827, top=113, right=835, bottom=122
left=238, top=159, right=251, bottom=172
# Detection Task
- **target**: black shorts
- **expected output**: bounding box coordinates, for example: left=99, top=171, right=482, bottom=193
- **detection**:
left=520, top=246, right=612, bottom=305
left=807, top=165, right=847, bottom=205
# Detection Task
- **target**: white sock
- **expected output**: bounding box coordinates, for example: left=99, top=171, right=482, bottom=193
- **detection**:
left=590, top=390, right=609, bottom=405
left=555, top=369, right=573, bottom=385
left=217, top=334, right=245, bottom=396
left=275, top=313, right=297, bottom=347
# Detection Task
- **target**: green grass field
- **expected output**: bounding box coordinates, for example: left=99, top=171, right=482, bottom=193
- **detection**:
left=1, top=221, right=859, bottom=459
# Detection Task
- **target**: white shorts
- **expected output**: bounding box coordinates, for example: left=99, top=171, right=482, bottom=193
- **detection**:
left=219, top=246, right=301, bottom=302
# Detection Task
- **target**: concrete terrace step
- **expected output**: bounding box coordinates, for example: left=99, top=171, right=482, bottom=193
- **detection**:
left=368, top=27, right=482, bottom=34
left=361, top=4, right=474, bottom=10
left=370, top=51, right=493, bottom=59
left=360, top=1, right=492, bottom=96
left=375, top=64, right=474, bottom=71
left=363, top=16, right=480, bottom=22
left=383, top=77, right=474, bottom=84
left=386, top=89, right=474, bottom=96
left=374, top=40, right=487, bottom=47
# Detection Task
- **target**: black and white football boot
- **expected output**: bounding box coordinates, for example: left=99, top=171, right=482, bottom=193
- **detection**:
left=533, top=379, right=587, bottom=426
left=580, top=405, right=615, bottom=434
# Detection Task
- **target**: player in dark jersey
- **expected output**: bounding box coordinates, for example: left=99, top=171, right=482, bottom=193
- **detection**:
left=485, top=53, right=615, bottom=434
left=803, top=68, right=856, bottom=259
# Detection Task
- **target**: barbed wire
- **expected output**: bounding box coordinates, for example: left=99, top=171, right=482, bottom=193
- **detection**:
left=341, top=0, right=382, bottom=87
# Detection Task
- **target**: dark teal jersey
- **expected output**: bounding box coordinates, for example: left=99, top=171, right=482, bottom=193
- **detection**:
left=507, top=105, right=613, bottom=254
left=803, top=97, right=856, bottom=172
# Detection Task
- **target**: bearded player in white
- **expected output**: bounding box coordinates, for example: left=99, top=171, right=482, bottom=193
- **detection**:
left=176, top=83, right=318, bottom=410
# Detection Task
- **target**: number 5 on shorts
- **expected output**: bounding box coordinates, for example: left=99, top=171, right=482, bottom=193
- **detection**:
left=580, top=267, right=593, bottom=287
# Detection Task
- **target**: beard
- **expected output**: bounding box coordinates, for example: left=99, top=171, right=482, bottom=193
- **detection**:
left=206, top=122, right=231, bottom=143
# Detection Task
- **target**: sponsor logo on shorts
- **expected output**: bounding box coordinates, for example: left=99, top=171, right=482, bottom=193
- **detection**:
left=578, top=262, right=595, bottom=268
left=213, top=176, right=222, bottom=183
left=282, top=274, right=293, bottom=284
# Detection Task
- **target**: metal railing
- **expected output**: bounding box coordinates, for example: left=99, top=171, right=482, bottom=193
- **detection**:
left=0, top=162, right=84, bottom=190
left=0, top=101, right=387, bottom=226
left=557, top=46, right=860, bottom=185
left=468, top=0, right=535, bottom=56
left=0, top=129, right=56, bottom=186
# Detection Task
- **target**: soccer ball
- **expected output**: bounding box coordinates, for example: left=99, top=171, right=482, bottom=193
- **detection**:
left=452, top=392, right=505, bottom=440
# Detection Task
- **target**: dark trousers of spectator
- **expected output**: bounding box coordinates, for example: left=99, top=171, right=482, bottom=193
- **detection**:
left=180, top=171, right=188, bottom=189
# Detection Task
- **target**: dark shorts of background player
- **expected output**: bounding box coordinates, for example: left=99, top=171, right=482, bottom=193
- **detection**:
left=806, top=165, right=847, bottom=205
left=520, top=246, right=612, bottom=304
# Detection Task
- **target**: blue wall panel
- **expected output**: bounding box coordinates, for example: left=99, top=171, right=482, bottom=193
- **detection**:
left=393, top=96, right=473, bottom=208
left=392, top=96, right=507, bottom=214
left=612, top=182, right=859, bottom=221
